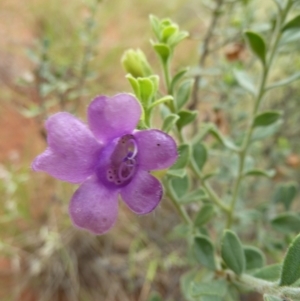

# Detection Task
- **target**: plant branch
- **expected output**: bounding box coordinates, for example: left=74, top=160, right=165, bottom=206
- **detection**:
left=226, top=0, right=293, bottom=228
left=190, top=0, right=224, bottom=110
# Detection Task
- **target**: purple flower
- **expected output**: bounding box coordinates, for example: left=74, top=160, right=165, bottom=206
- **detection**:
left=32, top=93, right=178, bottom=235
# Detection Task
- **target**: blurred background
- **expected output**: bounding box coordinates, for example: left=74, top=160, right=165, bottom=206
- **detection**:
left=0, top=0, right=299, bottom=300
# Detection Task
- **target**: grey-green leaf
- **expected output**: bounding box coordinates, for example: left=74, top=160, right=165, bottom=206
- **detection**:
left=194, top=235, right=216, bottom=270
left=244, top=31, right=266, bottom=65
left=179, top=188, right=208, bottom=204
left=170, top=68, right=189, bottom=93
left=280, top=233, right=300, bottom=286
left=251, top=120, right=283, bottom=141
left=170, top=144, right=190, bottom=170
left=191, top=280, right=227, bottom=297
left=271, top=212, right=300, bottom=234
left=162, top=113, right=179, bottom=133
left=253, top=264, right=282, bottom=281
left=194, top=204, right=215, bottom=228
left=233, top=69, right=257, bottom=95
left=170, top=176, right=189, bottom=199
left=209, top=127, right=239, bottom=151
left=176, top=110, right=198, bottom=130
left=266, top=72, right=300, bottom=90
left=244, top=246, right=266, bottom=270
left=243, top=169, right=275, bottom=178
left=273, top=182, right=297, bottom=210
left=191, top=142, right=207, bottom=173
left=221, top=230, right=245, bottom=275
left=175, top=80, right=193, bottom=110
left=282, top=15, right=300, bottom=32
left=253, top=111, right=282, bottom=127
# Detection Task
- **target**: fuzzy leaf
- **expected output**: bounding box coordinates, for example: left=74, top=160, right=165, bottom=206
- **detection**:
left=176, top=110, right=198, bottom=130
left=170, top=68, right=189, bottom=93
left=194, top=235, right=216, bottom=270
left=191, top=280, right=227, bottom=298
left=253, top=264, right=282, bottom=281
left=251, top=120, right=283, bottom=141
left=233, top=69, right=257, bottom=95
left=191, top=142, right=207, bottom=172
left=170, top=176, right=189, bottom=199
left=243, top=169, right=275, bottom=178
left=253, top=111, right=282, bottom=127
left=267, top=72, right=300, bottom=90
left=280, top=233, right=300, bottom=286
left=153, top=43, right=171, bottom=64
left=209, top=127, right=239, bottom=151
left=271, top=212, right=300, bottom=234
left=244, top=31, right=266, bottom=65
left=272, top=182, right=297, bottom=210
left=194, top=204, right=215, bottom=228
left=244, top=246, right=266, bottom=270
left=170, top=144, right=190, bottom=170
left=179, top=188, right=208, bottom=204
left=162, top=114, right=179, bottom=133
left=282, top=15, right=300, bottom=32
left=221, top=230, right=245, bottom=275
left=175, top=80, right=193, bottom=110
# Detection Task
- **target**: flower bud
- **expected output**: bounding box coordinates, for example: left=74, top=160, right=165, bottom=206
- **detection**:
left=121, top=49, right=153, bottom=78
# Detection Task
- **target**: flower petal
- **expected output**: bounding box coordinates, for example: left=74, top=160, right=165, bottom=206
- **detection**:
left=120, top=170, right=163, bottom=214
left=88, top=94, right=142, bottom=143
left=134, top=129, right=178, bottom=170
left=32, top=112, right=102, bottom=183
left=69, top=177, right=119, bottom=235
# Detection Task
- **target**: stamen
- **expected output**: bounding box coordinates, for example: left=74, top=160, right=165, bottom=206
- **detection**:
left=126, top=139, right=138, bottom=159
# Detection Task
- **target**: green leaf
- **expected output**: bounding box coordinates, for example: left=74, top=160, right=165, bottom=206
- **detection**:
left=233, top=69, right=257, bottom=95
left=209, top=127, right=239, bottom=152
left=221, top=230, right=245, bottom=275
left=271, top=212, right=300, bottom=234
left=253, top=111, right=282, bottom=127
left=126, top=74, right=140, bottom=98
left=138, top=78, right=154, bottom=107
left=272, top=182, right=297, bottom=210
left=170, top=176, right=189, bottom=199
left=170, top=68, right=189, bottom=93
left=179, top=188, right=208, bottom=204
left=170, top=144, right=190, bottom=170
left=263, top=295, right=282, bottom=301
left=191, top=142, right=207, bottom=173
left=280, top=233, right=300, bottom=286
left=175, top=80, right=193, bottom=110
left=253, top=264, right=282, bottom=281
left=161, top=25, right=178, bottom=43
left=148, top=96, right=173, bottom=110
left=162, top=113, right=179, bottom=133
left=194, top=204, right=215, bottom=228
left=191, top=280, right=227, bottom=297
left=251, top=120, right=283, bottom=141
left=267, top=72, right=300, bottom=90
left=176, top=110, right=198, bottom=130
left=149, top=15, right=161, bottom=40
left=244, top=246, right=266, bottom=270
left=152, top=43, right=171, bottom=64
left=244, top=31, right=266, bottom=65
left=168, top=31, right=189, bottom=47
left=282, top=15, right=300, bottom=32
left=194, top=235, right=216, bottom=270
left=167, top=168, right=186, bottom=178
left=243, top=169, right=275, bottom=178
